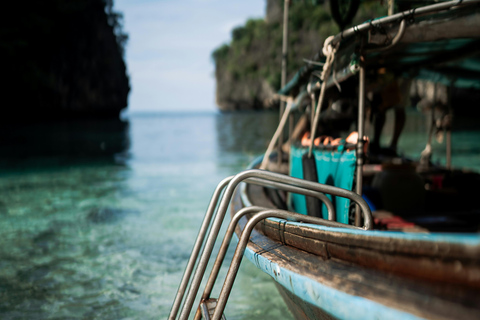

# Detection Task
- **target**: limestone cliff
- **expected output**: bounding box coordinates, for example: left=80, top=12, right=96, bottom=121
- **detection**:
left=1, top=0, right=129, bottom=122
left=213, top=0, right=386, bottom=111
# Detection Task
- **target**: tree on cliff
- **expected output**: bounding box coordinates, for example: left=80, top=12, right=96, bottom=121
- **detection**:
left=0, top=0, right=130, bottom=122
left=212, top=0, right=386, bottom=111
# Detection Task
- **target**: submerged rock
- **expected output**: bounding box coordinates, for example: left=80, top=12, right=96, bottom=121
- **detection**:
left=33, top=229, right=58, bottom=251
left=87, top=207, right=138, bottom=224
left=0, top=201, right=9, bottom=215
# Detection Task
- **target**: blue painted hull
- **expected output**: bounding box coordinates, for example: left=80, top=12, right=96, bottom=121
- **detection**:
left=233, top=157, right=480, bottom=320
left=230, top=2, right=480, bottom=318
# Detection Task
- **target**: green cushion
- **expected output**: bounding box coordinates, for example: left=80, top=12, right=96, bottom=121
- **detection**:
left=289, top=144, right=356, bottom=224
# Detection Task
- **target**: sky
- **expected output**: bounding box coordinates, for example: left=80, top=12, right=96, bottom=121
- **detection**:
left=114, top=0, right=266, bottom=113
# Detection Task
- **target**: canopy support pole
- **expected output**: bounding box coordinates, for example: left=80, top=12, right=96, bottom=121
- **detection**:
left=278, top=0, right=290, bottom=166
left=446, top=82, right=454, bottom=169
left=355, top=57, right=366, bottom=227
left=388, top=0, right=395, bottom=15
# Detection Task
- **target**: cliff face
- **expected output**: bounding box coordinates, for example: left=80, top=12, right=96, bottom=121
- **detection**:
left=213, top=0, right=386, bottom=111
left=213, top=0, right=335, bottom=111
left=1, top=0, right=129, bottom=122
left=214, top=60, right=276, bottom=111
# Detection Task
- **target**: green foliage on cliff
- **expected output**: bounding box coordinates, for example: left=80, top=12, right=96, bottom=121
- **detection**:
left=213, top=1, right=387, bottom=93
left=213, top=3, right=335, bottom=90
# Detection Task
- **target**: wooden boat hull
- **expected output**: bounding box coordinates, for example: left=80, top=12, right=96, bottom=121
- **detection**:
left=225, top=2, right=480, bottom=319
left=232, top=182, right=480, bottom=320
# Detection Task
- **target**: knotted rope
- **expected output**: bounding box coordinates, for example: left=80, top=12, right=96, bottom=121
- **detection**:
left=309, top=36, right=339, bottom=157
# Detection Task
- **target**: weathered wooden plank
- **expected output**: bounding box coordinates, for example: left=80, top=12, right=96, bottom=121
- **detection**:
left=230, top=189, right=480, bottom=320
left=260, top=221, right=480, bottom=287
left=267, top=218, right=480, bottom=260
left=245, top=220, right=480, bottom=320
left=243, top=184, right=480, bottom=262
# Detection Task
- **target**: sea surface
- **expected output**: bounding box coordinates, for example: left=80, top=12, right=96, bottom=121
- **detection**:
left=0, top=110, right=479, bottom=320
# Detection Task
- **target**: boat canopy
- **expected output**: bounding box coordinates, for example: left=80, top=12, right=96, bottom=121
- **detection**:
left=279, top=0, right=480, bottom=96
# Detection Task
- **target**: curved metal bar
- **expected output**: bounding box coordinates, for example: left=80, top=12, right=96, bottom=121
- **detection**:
left=175, top=175, right=336, bottom=319
left=169, top=176, right=233, bottom=320
left=365, top=19, right=406, bottom=54
left=241, top=170, right=372, bottom=229
left=193, top=206, right=265, bottom=320
left=379, top=18, right=406, bottom=51
left=245, top=177, right=336, bottom=221
left=193, top=183, right=334, bottom=319
left=330, top=0, right=479, bottom=47
left=199, top=203, right=363, bottom=319
left=179, top=169, right=372, bottom=320
left=243, top=156, right=336, bottom=220
left=212, top=208, right=359, bottom=320
left=172, top=171, right=336, bottom=320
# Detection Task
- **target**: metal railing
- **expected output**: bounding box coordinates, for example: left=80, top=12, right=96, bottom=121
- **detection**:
left=169, top=169, right=372, bottom=320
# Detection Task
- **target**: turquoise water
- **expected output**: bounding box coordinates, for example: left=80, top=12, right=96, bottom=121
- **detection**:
left=0, top=112, right=290, bottom=320
left=0, top=110, right=479, bottom=319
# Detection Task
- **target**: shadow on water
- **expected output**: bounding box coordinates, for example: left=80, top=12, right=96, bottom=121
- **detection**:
left=0, top=119, right=131, bottom=173
left=86, top=207, right=140, bottom=224
left=215, top=111, right=278, bottom=155
left=0, top=112, right=291, bottom=319
left=0, top=118, right=138, bottom=318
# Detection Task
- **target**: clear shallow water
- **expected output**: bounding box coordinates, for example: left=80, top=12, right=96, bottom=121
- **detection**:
left=0, top=110, right=479, bottom=320
left=0, top=112, right=290, bottom=320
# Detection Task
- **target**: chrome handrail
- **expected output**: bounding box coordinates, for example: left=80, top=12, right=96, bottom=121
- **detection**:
left=171, top=169, right=372, bottom=320
left=211, top=208, right=362, bottom=320
left=169, top=174, right=336, bottom=320
left=195, top=204, right=364, bottom=319
left=169, top=176, right=232, bottom=320
left=246, top=177, right=335, bottom=220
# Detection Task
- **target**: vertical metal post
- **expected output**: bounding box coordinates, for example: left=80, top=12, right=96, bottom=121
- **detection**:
left=277, top=0, right=290, bottom=165
left=288, top=113, right=294, bottom=147
left=169, top=177, right=233, bottom=320
left=446, top=127, right=452, bottom=169
left=310, top=93, right=316, bottom=127
left=388, top=0, right=395, bottom=15
left=355, top=58, right=366, bottom=227
left=281, top=0, right=289, bottom=93
left=446, top=83, right=454, bottom=169
left=429, top=83, right=436, bottom=166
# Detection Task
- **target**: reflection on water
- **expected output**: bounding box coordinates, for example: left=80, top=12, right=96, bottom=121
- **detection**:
left=215, top=111, right=278, bottom=154
left=0, top=119, right=130, bottom=171
left=2, top=110, right=479, bottom=319
left=214, top=111, right=280, bottom=176
left=0, top=112, right=291, bottom=320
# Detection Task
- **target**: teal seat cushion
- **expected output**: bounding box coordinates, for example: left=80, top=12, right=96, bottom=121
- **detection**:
left=289, top=144, right=356, bottom=224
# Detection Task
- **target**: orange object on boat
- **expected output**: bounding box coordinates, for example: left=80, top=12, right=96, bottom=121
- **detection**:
left=301, top=132, right=321, bottom=146
left=345, top=131, right=369, bottom=153
left=301, top=131, right=369, bottom=153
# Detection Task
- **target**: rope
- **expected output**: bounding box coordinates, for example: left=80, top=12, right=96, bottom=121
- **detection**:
left=308, top=36, right=338, bottom=158
left=273, top=94, right=293, bottom=102
left=303, top=58, right=325, bottom=67
left=260, top=98, right=294, bottom=170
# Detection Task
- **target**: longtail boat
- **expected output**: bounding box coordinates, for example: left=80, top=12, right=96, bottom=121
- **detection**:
left=170, top=1, right=480, bottom=319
